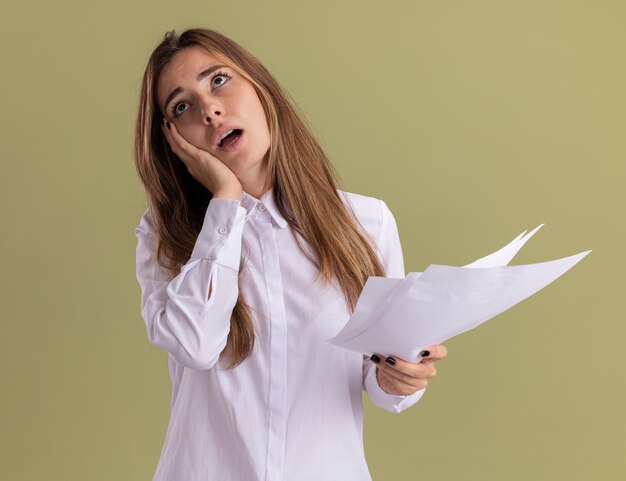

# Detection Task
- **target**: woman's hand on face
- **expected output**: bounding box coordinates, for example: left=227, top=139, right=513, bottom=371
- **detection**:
left=161, top=119, right=243, bottom=201
left=371, top=344, right=448, bottom=396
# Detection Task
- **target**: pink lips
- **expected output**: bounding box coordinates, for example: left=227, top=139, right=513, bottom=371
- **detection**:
left=212, top=124, right=243, bottom=147
left=216, top=129, right=244, bottom=152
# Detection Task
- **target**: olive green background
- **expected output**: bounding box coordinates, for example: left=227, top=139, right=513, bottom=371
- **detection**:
left=1, top=1, right=624, bottom=479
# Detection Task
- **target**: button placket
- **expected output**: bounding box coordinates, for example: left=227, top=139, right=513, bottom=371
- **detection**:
left=255, top=213, right=287, bottom=481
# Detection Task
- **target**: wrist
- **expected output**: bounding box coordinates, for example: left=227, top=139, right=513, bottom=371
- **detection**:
left=213, top=189, right=242, bottom=202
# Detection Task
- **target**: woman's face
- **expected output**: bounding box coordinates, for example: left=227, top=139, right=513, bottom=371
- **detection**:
left=156, top=45, right=271, bottom=176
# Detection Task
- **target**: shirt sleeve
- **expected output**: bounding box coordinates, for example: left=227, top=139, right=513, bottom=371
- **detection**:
left=362, top=199, right=427, bottom=413
left=134, top=198, right=246, bottom=370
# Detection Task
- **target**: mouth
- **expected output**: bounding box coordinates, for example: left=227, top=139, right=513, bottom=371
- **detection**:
left=217, top=128, right=244, bottom=150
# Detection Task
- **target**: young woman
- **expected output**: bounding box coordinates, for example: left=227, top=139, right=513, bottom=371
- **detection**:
left=133, top=27, right=448, bottom=481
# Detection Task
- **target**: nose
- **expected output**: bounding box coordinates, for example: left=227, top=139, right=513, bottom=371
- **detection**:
left=200, top=98, right=222, bottom=124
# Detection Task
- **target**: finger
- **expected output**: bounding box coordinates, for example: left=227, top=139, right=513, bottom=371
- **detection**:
left=376, top=353, right=436, bottom=379
left=161, top=122, right=182, bottom=156
left=420, top=358, right=438, bottom=364
left=164, top=121, right=224, bottom=170
left=374, top=353, right=436, bottom=383
left=167, top=121, right=202, bottom=157
left=377, top=367, right=427, bottom=395
left=380, top=363, right=432, bottom=388
left=161, top=121, right=170, bottom=142
left=163, top=121, right=190, bottom=153
left=161, top=121, right=201, bottom=171
left=162, top=118, right=173, bottom=139
left=420, top=344, right=448, bottom=362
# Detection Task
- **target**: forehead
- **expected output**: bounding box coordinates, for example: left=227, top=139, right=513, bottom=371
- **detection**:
left=157, top=46, right=225, bottom=110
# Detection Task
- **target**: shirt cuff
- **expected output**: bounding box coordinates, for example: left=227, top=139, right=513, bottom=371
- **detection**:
left=364, top=362, right=426, bottom=413
left=190, top=197, right=247, bottom=271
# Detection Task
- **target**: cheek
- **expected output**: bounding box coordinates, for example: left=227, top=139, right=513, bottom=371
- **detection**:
left=178, top=124, right=209, bottom=150
left=240, top=91, right=268, bottom=131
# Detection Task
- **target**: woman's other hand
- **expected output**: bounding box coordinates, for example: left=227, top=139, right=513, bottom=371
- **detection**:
left=370, top=344, right=448, bottom=396
left=161, top=119, right=243, bottom=201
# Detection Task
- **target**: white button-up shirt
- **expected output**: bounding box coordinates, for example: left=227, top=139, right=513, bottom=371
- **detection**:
left=134, top=188, right=425, bottom=481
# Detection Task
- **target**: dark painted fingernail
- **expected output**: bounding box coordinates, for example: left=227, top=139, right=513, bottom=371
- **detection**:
left=166, top=122, right=171, bottom=130
left=421, top=350, right=430, bottom=357
left=385, top=356, right=396, bottom=366
left=370, top=354, right=380, bottom=364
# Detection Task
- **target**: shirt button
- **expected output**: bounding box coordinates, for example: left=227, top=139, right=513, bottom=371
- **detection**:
left=217, top=226, right=228, bottom=235
left=258, top=204, right=266, bottom=211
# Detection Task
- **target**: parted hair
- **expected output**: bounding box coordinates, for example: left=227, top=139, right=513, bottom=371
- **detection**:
left=134, top=27, right=386, bottom=369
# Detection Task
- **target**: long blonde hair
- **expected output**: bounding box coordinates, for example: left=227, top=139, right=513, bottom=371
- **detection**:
left=134, top=28, right=386, bottom=368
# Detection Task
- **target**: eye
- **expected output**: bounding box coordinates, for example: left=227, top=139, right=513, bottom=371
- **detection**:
left=169, top=71, right=232, bottom=118
left=170, top=102, right=189, bottom=117
left=211, top=71, right=231, bottom=88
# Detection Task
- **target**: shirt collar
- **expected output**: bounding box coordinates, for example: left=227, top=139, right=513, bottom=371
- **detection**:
left=241, top=186, right=289, bottom=229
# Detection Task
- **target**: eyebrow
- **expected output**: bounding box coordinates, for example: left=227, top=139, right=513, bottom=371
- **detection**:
left=163, top=64, right=229, bottom=112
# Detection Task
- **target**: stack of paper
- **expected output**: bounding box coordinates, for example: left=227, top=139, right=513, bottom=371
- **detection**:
left=327, top=224, right=591, bottom=362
